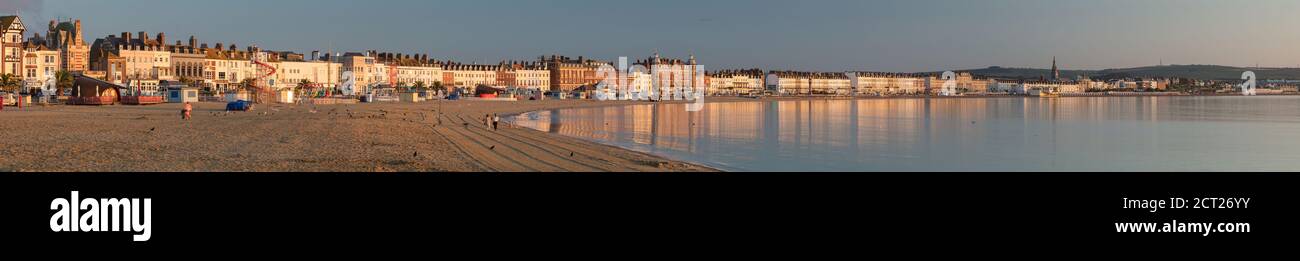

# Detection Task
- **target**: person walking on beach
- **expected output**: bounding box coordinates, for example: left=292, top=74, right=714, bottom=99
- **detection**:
left=484, top=114, right=492, bottom=128
left=182, top=102, right=193, bottom=120
left=492, top=113, right=500, bottom=130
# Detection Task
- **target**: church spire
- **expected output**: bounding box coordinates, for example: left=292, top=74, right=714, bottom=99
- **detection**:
left=1051, top=56, right=1060, bottom=81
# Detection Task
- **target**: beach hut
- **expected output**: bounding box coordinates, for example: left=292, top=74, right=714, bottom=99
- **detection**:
left=67, top=75, right=124, bottom=105
left=275, top=89, right=295, bottom=103
left=398, top=92, right=421, bottom=103
left=167, top=86, right=200, bottom=103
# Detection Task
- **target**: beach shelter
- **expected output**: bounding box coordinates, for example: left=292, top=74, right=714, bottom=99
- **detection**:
left=474, top=85, right=504, bottom=98
left=67, top=75, right=125, bottom=105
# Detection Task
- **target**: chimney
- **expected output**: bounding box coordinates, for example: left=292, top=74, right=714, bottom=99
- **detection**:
left=121, top=32, right=130, bottom=43
left=157, top=32, right=166, bottom=46
left=49, top=20, right=56, bottom=31
left=215, top=42, right=223, bottom=50
left=139, top=31, right=148, bottom=43
left=311, top=51, right=320, bottom=61
left=189, top=36, right=197, bottom=48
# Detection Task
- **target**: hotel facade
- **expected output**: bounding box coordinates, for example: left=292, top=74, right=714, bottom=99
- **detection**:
left=707, top=69, right=765, bottom=95
left=766, top=71, right=851, bottom=95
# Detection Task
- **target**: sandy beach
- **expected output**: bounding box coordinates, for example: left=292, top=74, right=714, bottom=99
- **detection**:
left=0, top=99, right=718, bottom=172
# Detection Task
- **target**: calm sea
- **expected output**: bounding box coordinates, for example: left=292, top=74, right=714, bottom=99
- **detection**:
left=509, top=96, right=1300, bottom=172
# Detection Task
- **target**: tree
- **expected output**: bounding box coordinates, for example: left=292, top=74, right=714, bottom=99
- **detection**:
left=414, top=81, right=426, bottom=91
left=431, top=81, right=446, bottom=93
left=56, top=71, right=74, bottom=97
left=0, top=74, right=20, bottom=93
left=298, top=79, right=312, bottom=89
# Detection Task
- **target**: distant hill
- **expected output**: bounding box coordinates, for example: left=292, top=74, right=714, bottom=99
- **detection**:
left=950, top=65, right=1300, bottom=81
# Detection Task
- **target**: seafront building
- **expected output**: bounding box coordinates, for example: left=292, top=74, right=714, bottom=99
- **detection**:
left=89, top=32, right=177, bottom=94
left=440, top=62, right=499, bottom=89
left=765, top=71, right=852, bottom=95
left=1, top=16, right=26, bottom=79
left=635, top=53, right=705, bottom=99
left=374, top=52, right=441, bottom=88
left=541, top=55, right=607, bottom=93
left=496, top=61, right=550, bottom=90
left=846, top=72, right=927, bottom=95
left=273, top=53, right=344, bottom=90
left=45, top=19, right=91, bottom=72
left=706, top=69, right=765, bottom=95
left=21, top=39, right=60, bottom=91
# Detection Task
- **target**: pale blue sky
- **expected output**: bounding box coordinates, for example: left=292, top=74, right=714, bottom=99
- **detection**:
left=7, top=0, right=1300, bottom=72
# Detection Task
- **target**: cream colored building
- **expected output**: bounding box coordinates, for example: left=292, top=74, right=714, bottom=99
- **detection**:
left=514, top=68, right=550, bottom=89
left=274, top=60, right=343, bottom=90
left=921, top=72, right=993, bottom=95
left=206, top=55, right=253, bottom=92
left=766, top=71, right=851, bottom=95
left=22, top=42, right=60, bottom=90
left=707, top=70, right=765, bottom=95
left=504, top=62, right=550, bottom=90
left=392, top=65, right=440, bottom=87
left=90, top=32, right=175, bottom=94
left=848, top=72, right=927, bottom=95
left=442, top=63, right=499, bottom=88
left=337, top=53, right=379, bottom=93
left=811, top=74, right=851, bottom=95
left=1021, top=81, right=1084, bottom=94
left=638, top=53, right=704, bottom=99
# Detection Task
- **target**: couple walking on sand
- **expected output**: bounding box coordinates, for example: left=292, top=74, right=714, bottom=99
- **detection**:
left=485, top=113, right=500, bottom=130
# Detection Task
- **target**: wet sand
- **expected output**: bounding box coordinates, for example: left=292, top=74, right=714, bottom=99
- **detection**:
left=0, top=99, right=717, bottom=172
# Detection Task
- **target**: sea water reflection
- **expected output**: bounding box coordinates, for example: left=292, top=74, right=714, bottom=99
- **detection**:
left=510, top=96, right=1300, bottom=172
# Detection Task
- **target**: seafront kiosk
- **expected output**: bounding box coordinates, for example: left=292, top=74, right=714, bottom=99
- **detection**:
left=167, top=86, right=200, bottom=103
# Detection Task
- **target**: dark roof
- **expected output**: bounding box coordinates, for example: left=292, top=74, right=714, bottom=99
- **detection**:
left=74, top=74, right=126, bottom=90
left=0, top=16, right=19, bottom=31
left=54, top=21, right=76, bottom=32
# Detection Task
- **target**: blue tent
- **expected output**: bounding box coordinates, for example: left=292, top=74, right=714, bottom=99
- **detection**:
left=226, top=100, right=254, bottom=111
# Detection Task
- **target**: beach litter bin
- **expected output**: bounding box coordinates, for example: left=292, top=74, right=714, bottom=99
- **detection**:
left=226, top=100, right=254, bottom=111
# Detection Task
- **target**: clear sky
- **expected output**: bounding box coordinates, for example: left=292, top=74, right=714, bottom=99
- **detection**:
left=6, top=0, right=1300, bottom=72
